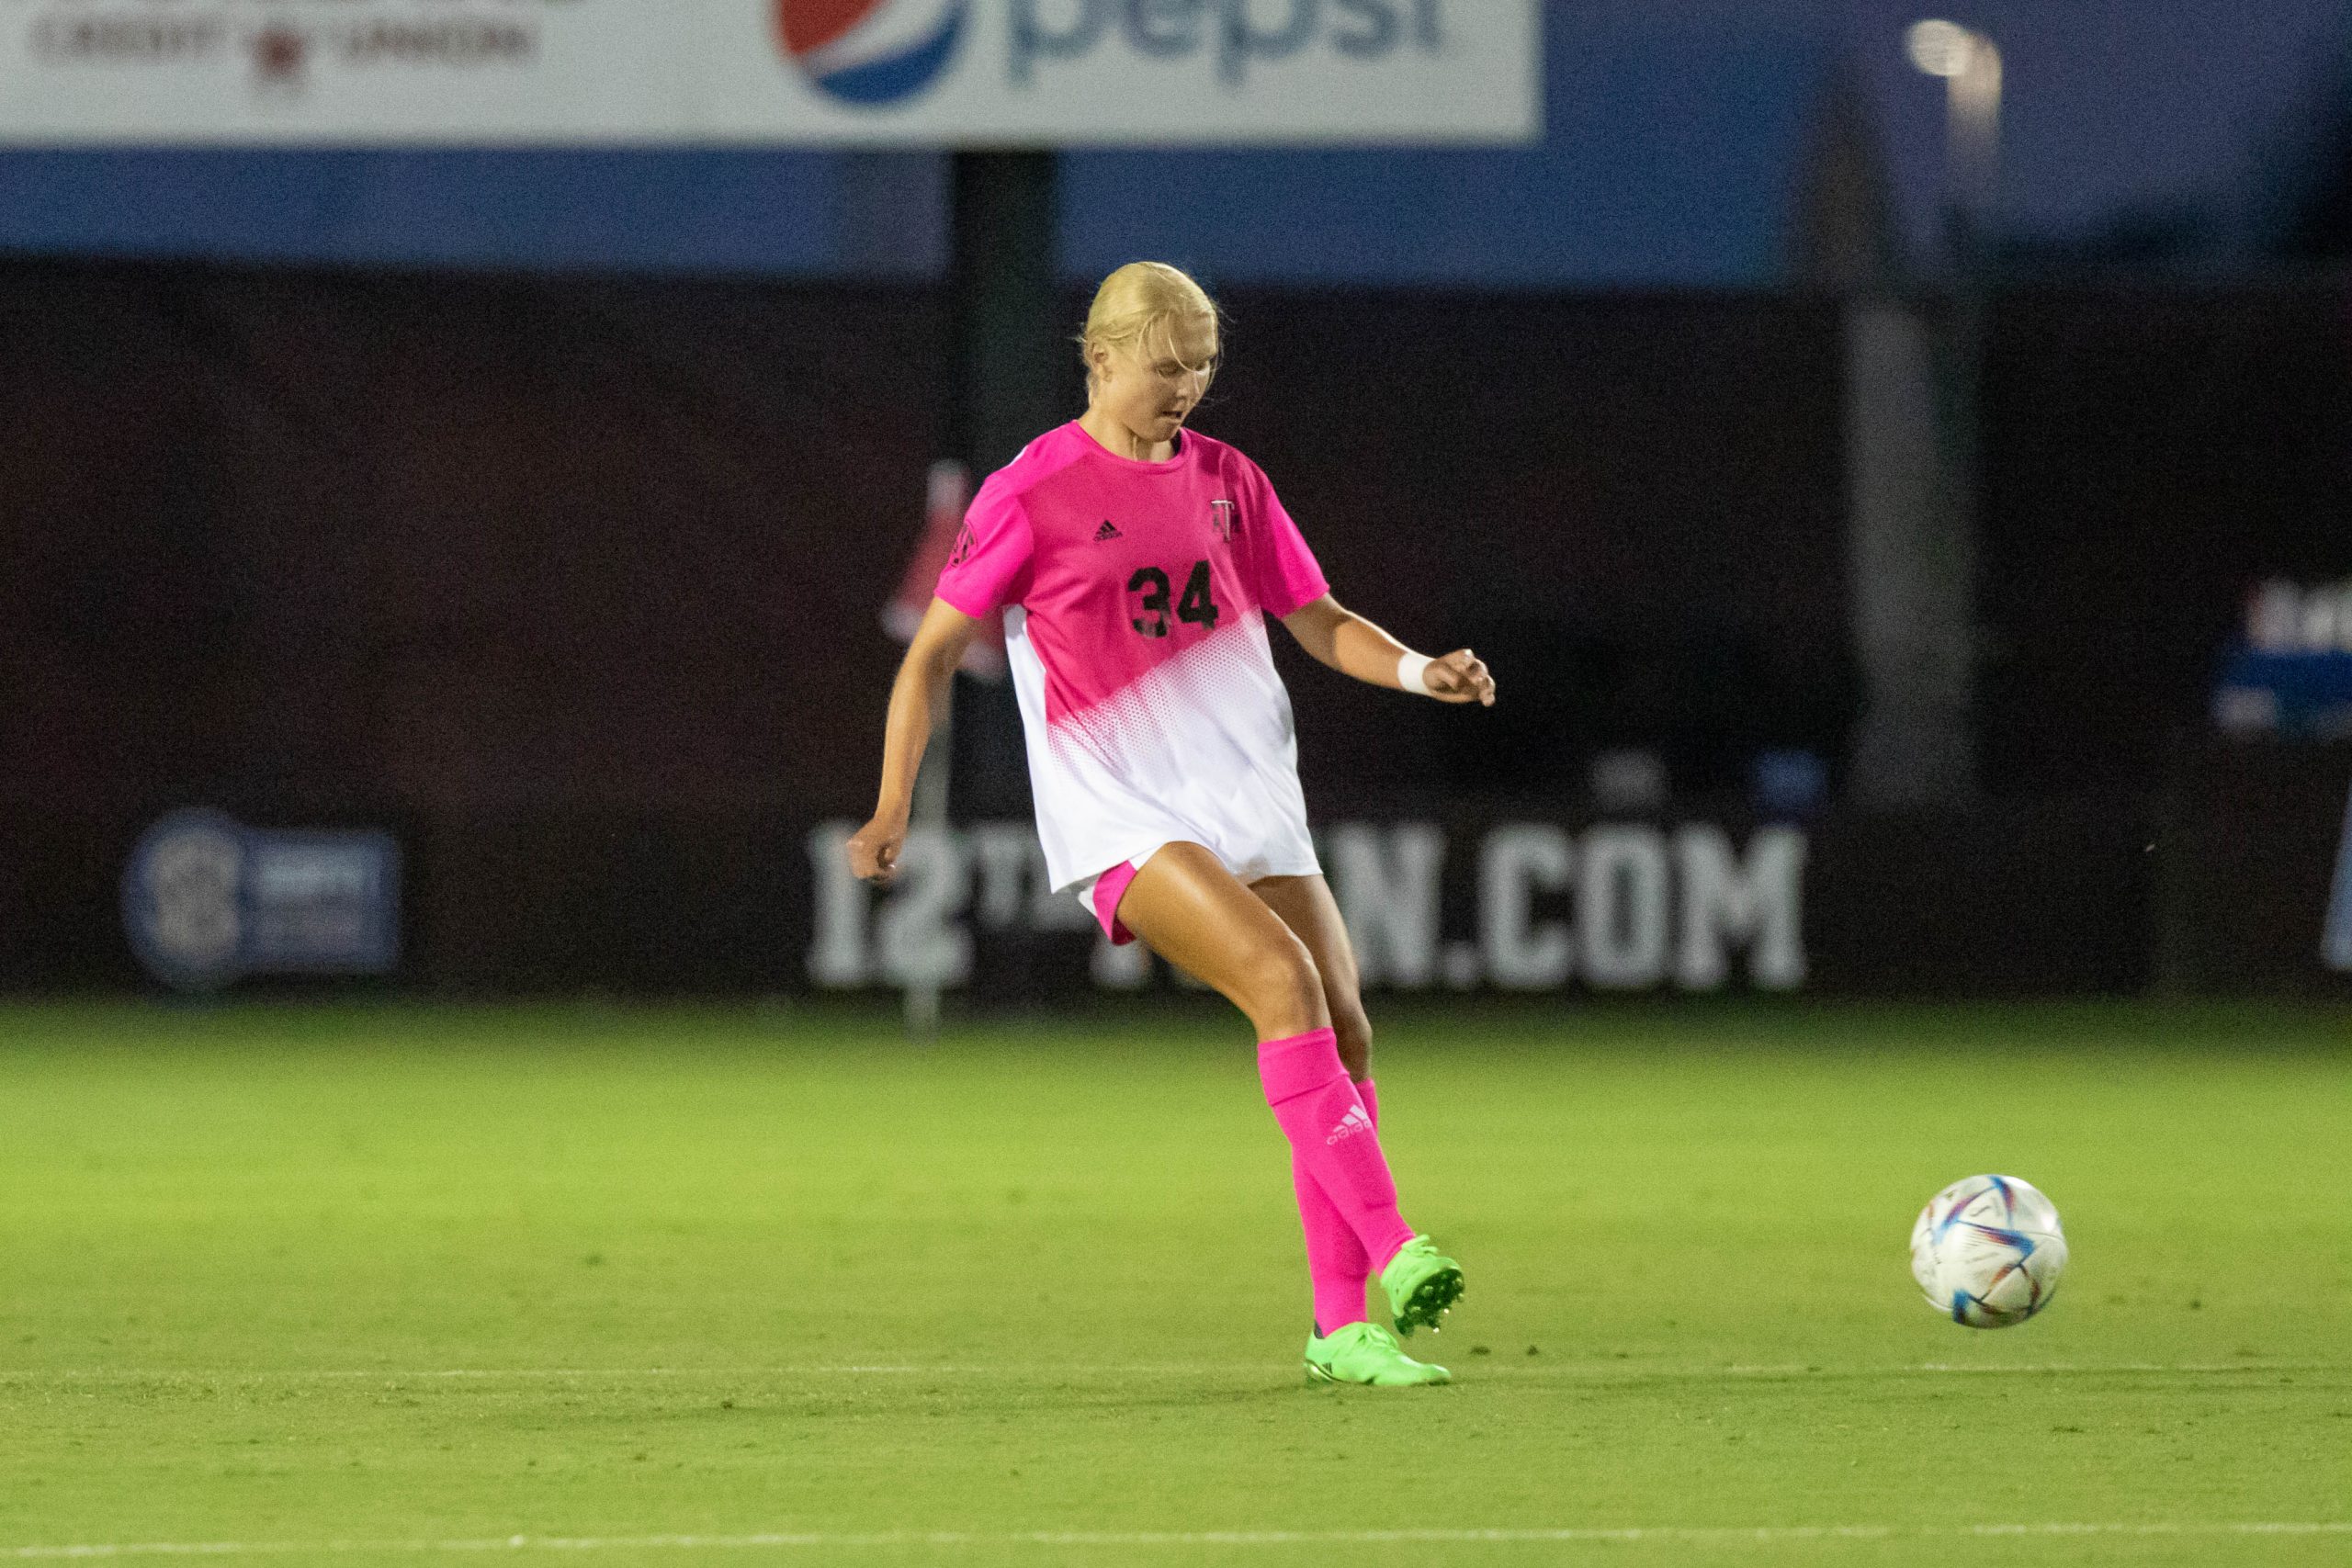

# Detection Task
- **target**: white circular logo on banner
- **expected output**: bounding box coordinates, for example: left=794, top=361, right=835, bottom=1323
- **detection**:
left=123, top=810, right=247, bottom=989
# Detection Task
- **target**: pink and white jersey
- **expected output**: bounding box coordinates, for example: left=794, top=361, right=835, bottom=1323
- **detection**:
left=934, top=422, right=1330, bottom=894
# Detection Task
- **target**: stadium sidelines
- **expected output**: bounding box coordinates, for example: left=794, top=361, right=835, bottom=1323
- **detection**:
left=6, top=1523, right=2350, bottom=1558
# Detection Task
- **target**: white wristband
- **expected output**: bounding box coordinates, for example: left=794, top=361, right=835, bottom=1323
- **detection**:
left=1396, top=651, right=1434, bottom=695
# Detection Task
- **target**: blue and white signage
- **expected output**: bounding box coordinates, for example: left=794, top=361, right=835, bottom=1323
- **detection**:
left=0, top=0, right=1537, bottom=146
left=121, top=809, right=401, bottom=991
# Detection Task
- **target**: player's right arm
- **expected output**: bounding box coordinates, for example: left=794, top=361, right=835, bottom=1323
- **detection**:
left=847, top=597, right=980, bottom=885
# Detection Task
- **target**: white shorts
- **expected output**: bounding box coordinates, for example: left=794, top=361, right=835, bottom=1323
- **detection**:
left=1068, top=839, right=1320, bottom=946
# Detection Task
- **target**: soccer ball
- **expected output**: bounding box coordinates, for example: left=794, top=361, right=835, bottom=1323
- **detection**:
left=1909, top=1174, right=2067, bottom=1328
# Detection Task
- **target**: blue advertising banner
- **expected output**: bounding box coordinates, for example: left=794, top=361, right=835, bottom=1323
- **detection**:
left=121, top=809, right=400, bottom=991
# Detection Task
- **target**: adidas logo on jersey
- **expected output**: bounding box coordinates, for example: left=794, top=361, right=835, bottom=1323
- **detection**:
left=1093, top=520, right=1123, bottom=542
left=1325, top=1105, right=1374, bottom=1145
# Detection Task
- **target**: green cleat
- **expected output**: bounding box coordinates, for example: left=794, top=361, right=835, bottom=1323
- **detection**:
left=1304, top=1321, right=1452, bottom=1386
left=1380, top=1234, right=1464, bottom=1337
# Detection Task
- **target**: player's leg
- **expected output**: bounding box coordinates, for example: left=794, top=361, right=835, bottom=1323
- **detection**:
left=1251, top=874, right=1463, bottom=1340
left=1116, top=845, right=1412, bottom=1269
left=1114, top=841, right=1328, bottom=1041
left=1119, top=848, right=1449, bottom=1383
left=1250, top=874, right=1377, bottom=1334
left=1250, top=874, right=1373, bottom=1078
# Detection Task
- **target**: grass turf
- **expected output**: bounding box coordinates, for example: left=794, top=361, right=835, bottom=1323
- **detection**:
left=0, top=1000, right=2345, bottom=1566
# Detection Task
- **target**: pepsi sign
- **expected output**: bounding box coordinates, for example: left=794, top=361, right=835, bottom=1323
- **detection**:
left=778, top=2, right=968, bottom=107
left=750, top=0, right=1531, bottom=141
left=0, top=0, right=1536, bottom=147
left=1007, top=0, right=1442, bottom=85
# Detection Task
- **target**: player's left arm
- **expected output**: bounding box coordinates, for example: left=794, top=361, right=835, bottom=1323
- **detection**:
left=1279, top=595, right=1495, bottom=706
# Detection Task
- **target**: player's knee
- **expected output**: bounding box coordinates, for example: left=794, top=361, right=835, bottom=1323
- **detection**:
left=1240, top=932, right=1326, bottom=1036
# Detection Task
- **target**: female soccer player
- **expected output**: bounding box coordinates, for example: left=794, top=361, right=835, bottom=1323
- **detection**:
left=848, top=262, right=1496, bottom=1388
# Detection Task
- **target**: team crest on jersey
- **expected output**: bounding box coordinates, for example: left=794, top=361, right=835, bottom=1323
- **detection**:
left=948, top=521, right=973, bottom=566
left=1210, top=499, right=1238, bottom=543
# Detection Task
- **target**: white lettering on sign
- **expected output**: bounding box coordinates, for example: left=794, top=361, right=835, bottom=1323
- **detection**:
left=251, top=845, right=377, bottom=900
left=1678, top=824, right=1808, bottom=990
left=805, top=824, right=872, bottom=988
left=1009, top=0, right=1446, bottom=86
left=1327, top=821, right=1443, bottom=988
left=872, top=829, right=973, bottom=990
left=1477, top=824, right=1574, bottom=990
left=806, top=819, right=1810, bottom=994
left=1577, top=824, right=1670, bottom=988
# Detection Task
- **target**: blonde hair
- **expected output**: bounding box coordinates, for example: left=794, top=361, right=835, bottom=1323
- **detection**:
left=1079, top=261, right=1220, bottom=391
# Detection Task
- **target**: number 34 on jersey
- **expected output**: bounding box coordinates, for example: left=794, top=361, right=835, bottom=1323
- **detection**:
left=1127, top=560, right=1222, bottom=638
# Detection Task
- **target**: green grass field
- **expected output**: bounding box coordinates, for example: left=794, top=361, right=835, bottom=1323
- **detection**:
left=0, top=1000, right=2346, bottom=1566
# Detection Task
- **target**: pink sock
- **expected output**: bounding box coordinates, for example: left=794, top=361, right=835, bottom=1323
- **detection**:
left=1259, top=1030, right=1415, bottom=1306
left=1293, top=1077, right=1381, bottom=1334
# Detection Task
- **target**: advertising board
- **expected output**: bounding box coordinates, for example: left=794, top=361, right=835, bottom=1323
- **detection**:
left=0, top=1, right=1538, bottom=145
left=121, top=809, right=401, bottom=991
left=808, top=819, right=1808, bottom=995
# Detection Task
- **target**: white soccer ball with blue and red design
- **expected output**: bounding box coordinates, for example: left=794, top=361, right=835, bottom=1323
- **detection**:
left=1909, top=1174, right=2067, bottom=1328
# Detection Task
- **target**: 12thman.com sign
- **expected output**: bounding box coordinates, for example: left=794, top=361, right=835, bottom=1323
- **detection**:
left=0, top=1, right=1537, bottom=145
left=808, top=821, right=1806, bottom=995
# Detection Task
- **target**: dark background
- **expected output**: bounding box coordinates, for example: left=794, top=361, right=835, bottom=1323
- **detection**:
left=6, top=258, right=2349, bottom=995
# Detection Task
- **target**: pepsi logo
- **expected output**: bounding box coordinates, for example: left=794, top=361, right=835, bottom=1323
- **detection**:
left=776, top=0, right=967, bottom=106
